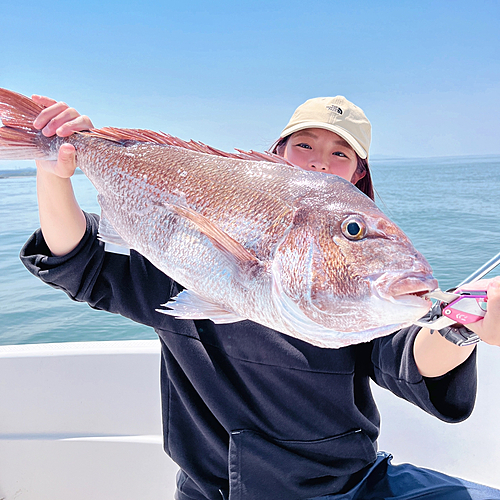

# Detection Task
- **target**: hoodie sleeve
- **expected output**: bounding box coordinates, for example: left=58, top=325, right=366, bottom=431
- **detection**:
left=20, top=212, right=179, bottom=329
left=370, top=326, right=477, bottom=423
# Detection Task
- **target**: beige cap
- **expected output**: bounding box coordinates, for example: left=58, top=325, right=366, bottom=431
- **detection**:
left=280, top=96, right=371, bottom=159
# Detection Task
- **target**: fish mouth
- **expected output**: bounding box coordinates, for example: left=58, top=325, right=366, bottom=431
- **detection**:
left=389, top=276, right=438, bottom=298
left=371, top=273, right=438, bottom=305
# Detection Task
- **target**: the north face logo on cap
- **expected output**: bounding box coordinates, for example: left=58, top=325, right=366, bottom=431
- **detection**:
left=326, top=104, right=343, bottom=115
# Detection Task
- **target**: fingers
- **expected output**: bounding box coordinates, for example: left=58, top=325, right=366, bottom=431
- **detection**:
left=34, top=103, right=78, bottom=136
left=56, top=114, right=94, bottom=137
left=32, top=94, right=58, bottom=107
left=31, top=94, right=90, bottom=179
left=481, top=279, right=500, bottom=345
left=32, top=98, right=94, bottom=138
left=57, top=143, right=77, bottom=177
left=466, top=277, right=500, bottom=346
left=487, top=276, right=500, bottom=290
left=35, top=144, right=77, bottom=178
left=485, top=278, right=500, bottom=325
left=458, top=278, right=490, bottom=291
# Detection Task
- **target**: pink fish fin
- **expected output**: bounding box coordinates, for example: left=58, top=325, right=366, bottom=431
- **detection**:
left=82, top=127, right=221, bottom=150
left=0, top=88, right=49, bottom=160
left=97, top=210, right=131, bottom=255
left=0, top=88, right=44, bottom=128
left=156, top=290, right=245, bottom=324
left=81, top=127, right=165, bottom=144
left=0, top=88, right=292, bottom=164
left=168, top=203, right=263, bottom=275
left=0, top=126, right=46, bottom=159
left=80, top=126, right=293, bottom=165
left=233, top=149, right=296, bottom=166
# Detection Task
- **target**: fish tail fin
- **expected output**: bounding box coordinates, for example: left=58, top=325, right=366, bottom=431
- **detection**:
left=0, top=88, right=51, bottom=160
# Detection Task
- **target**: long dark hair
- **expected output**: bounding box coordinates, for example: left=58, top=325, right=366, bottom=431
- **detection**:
left=270, top=136, right=374, bottom=201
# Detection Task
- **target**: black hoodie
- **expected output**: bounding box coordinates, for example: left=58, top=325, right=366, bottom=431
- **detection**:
left=20, top=212, right=477, bottom=500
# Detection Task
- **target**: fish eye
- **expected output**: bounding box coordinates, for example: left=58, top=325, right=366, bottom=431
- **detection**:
left=341, top=216, right=366, bottom=240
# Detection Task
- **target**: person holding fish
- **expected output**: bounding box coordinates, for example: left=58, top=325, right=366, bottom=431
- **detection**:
left=1, top=88, right=499, bottom=499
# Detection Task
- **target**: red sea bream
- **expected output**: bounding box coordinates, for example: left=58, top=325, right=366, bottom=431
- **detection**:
left=0, top=88, right=437, bottom=348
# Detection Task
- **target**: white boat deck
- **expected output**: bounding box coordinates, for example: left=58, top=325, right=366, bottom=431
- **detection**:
left=0, top=340, right=178, bottom=499
left=0, top=340, right=498, bottom=499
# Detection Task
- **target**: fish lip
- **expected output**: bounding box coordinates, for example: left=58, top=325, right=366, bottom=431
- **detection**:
left=370, top=272, right=438, bottom=303
left=389, top=276, right=438, bottom=298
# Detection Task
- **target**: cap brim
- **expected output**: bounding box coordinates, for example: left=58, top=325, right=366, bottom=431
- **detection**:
left=280, top=122, right=367, bottom=159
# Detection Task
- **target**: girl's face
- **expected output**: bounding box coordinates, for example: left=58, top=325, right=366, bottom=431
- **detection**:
left=283, top=128, right=363, bottom=183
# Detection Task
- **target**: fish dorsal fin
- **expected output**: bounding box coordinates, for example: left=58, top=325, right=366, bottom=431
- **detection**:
left=80, top=127, right=294, bottom=165
left=168, top=203, right=262, bottom=275
left=0, top=88, right=293, bottom=165
left=156, top=289, right=245, bottom=324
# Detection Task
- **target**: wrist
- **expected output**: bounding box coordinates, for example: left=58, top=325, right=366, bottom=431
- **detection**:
left=414, top=327, right=476, bottom=378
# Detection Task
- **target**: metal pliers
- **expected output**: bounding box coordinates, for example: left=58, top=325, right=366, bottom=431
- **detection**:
left=414, top=251, right=500, bottom=346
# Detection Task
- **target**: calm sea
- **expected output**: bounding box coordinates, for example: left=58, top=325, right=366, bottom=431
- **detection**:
left=1, top=156, right=499, bottom=345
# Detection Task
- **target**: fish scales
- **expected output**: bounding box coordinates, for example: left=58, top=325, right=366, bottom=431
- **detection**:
left=79, top=139, right=298, bottom=260
left=0, top=88, right=438, bottom=348
left=71, top=139, right=298, bottom=329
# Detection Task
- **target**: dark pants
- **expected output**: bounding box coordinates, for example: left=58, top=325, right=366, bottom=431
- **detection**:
left=309, top=452, right=500, bottom=500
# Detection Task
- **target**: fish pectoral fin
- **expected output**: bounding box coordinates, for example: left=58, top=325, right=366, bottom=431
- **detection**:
left=168, top=203, right=262, bottom=272
left=156, top=290, right=245, bottom=324
left=98, top=211, right=131, bottom=255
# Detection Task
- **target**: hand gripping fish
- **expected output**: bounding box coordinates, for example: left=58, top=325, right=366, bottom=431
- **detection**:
left=0, top=88, right=437, bottom=348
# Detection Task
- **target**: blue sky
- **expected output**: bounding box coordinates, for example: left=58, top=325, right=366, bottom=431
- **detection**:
left=1, top=0, right=499, bottom=157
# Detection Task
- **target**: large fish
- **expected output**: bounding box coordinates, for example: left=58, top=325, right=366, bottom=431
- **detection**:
left=0, top=88, right=437, bottom=348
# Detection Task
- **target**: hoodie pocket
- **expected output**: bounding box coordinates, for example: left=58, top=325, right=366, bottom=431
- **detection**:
left=228, top=428, right=376, bottom=500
